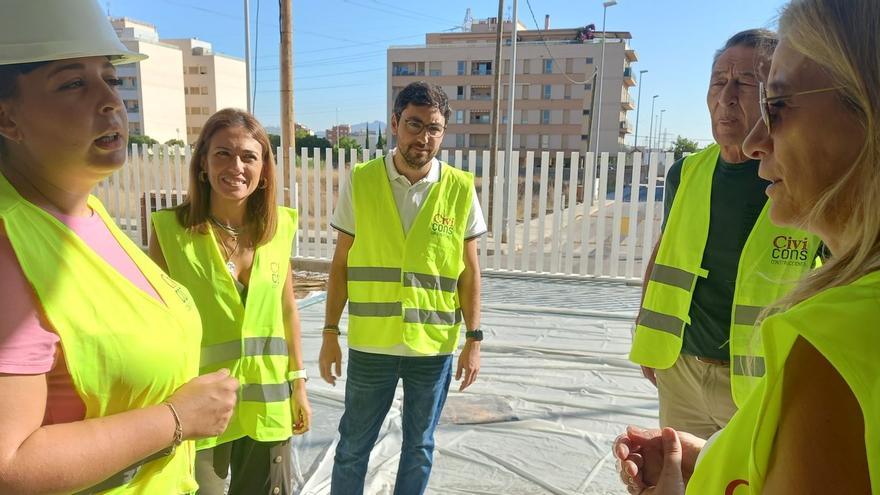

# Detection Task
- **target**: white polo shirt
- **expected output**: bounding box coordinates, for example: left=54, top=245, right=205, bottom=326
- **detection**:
left=330, top=148, right=487, bottom=356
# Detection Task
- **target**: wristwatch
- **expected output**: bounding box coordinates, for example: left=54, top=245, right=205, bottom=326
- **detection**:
left=465, top=329, right=484, bottom=342
left=287, top=369, right=309, bottom=382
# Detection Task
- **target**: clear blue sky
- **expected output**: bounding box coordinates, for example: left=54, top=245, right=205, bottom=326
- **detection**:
left=107, top=0, right=788, bottom=143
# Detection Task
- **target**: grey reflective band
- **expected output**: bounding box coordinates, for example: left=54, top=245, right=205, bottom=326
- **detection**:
left=734, top=305, right=764, bottom=326
left=347, top=266, right=401, bottom=282
left=404, top=308, right=463, bottom=325
left=649, top=264, right=696, bottom=291
left=733, top=355, right=766, bottom=377
left=241, top=382, right=291, bottom=402
left=637, top=308, right=685, bottom=337
left=201, top=336, right=288, bottom=367
left=75, top=448, right=170, bottom=494
left=403, top=272, right=458, bottom=293
left=348, top=301, right=402, bottom=317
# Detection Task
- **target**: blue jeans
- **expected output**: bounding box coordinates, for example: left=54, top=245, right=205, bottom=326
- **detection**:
left=331, top=349, right=453, bottom=495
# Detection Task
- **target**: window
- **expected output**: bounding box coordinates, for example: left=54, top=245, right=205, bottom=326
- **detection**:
left=184, top=87, right=189, bottom=95
left=201, top=106, right=210, bottom=115
left=501, top=114, right=508, bottom=124
left=521, top=84, right=529, bottom=100
left=564, top=85, right=572, bottom=100
left=520, top=110, right=528, bottom=124
left=455, top=134, right=465, bottom=147
left=187, top=66, right=199, bottom=75
left=540, top=135, right=550, bottom=148
left=128, top=122, right=141, bottom=135
left=470, top=133, right=490, bottom=148
left=392, top=62, right=424, bottom=76
left=541, top=110, right=551, bottom=124
left=584, top=83, right=592, bottom=90
left=457, top=61, right=466, bottom=75
left=200, top=86, right=209, bottom=95
left=583, top=109, right=591, bottom=115
left=565, top=58, right=574, bottom=74
left=504, top=60, right=510, bottom=75
left=199, top=65, right=208, bottom=75
left=585, top=57, right=594, bottom=64
left=123, top=99, right=139, bottom=113
left=120, top=76, right=137, bottom=89
left=429, top=61, right=441, bottom=76
left=543, top=59, right=553, bottom=74
left=471, top=86, right=491, bottom=100
left=523, top=59, right=531, bottom=74
left=542, top=84, right=552, bottom=100
left=455, top=110, right=465, bottom=124
left=581, top=134, right=589, bottom=141
left=470, top=111, right=491, bottom=124
left=471, top=61, right=492, bottom=76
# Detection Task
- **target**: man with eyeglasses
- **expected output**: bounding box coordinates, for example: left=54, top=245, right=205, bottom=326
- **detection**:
left=319, top=81, right=487, bottom=494
left=628, top=29, right=821, bottom=440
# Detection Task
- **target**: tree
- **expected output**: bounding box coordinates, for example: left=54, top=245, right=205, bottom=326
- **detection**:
left=672, top=135, right=700, bottom=160
left=268, top=133, right=281, bottom=151
left=335, top=135, right=362, bottom=152
left=295, top=134, right=331, bottom=154
left=128, top=134, right=158, bottom=146
left=164, top=138, right=186, bottom=148
left=376, top=127, right=386, bottom=150
left=364, top=123, right=370, bottom=150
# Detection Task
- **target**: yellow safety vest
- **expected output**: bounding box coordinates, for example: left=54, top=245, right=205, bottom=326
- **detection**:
left=346, top=157, right=473, bottom=354
left=0, top=172, right=201, bottom=494
left=687, top=270, right=880, bottom=494
left=630, top=144, right=820, bottom=406
left=152, top=207, right=298, bottom=449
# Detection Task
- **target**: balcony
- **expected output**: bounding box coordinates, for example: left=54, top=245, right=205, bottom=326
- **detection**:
left=470, top=112, right=491, bottom=124
left=625, top=48, right=638, bottom=62
left=619, top=119, right=633, bottom=134
left=471, top=61, right=493, bottom=76
left=471, top=86, right=492, bottom=100
left=623, top=67, right=636, bottom=87
left=621, top=94, right=635, bottom=111
left=392, top=62, right=425, bottom=77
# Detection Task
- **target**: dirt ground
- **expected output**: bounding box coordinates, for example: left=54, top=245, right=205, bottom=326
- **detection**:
left=293, top=270, right=328, bottom=299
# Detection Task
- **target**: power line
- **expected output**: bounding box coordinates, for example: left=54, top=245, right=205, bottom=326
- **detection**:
left=523, top=0, right=592, bottom=85
left=252, top=0, right=261, bottom=109
left=341, top=0, right=461, bottom=26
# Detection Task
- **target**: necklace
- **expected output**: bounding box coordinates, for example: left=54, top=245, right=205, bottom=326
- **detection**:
left=209, top=214, right=245, bottom=238
left=211, top=223, right=241, bottom=276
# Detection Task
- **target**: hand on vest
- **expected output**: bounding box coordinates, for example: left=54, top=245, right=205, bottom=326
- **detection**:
left=167, top=368, right=239, bottom=440
left=613, top=426, right=704, bottom=494
left=291, top=380, right=311, bottom=435
left=319, top=335, right=343, bottom=386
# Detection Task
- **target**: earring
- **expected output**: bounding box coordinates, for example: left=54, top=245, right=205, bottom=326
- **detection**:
left=259, top=177, right=268, bottom=189
left=199, top=171, right=208, bottom=182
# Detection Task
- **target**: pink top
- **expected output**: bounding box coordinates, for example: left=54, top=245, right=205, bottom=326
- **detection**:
left=0, top=207, right=162, bottom=425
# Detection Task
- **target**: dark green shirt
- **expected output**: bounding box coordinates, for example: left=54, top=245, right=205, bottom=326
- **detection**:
left=662, top=155, right=769, bottom=361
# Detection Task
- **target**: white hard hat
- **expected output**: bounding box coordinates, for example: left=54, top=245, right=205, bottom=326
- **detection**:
left=0, top=0, right=147, bottom=66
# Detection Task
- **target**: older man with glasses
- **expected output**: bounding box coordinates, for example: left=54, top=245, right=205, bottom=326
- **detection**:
left=628, top=29, right=821, bottom=440
left=319, top=81, right=487, bottom=494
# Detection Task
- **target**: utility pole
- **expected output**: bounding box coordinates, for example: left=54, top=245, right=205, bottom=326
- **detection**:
left=280, top=0, right=294, bottom=205
left=632, top=69, right=647, bottom=150
left=593, top=0, right=617, bottom=155
left=489, top=0, right=505, bottom=170
left=244, top=0, right=251, bottom=112
left=656, top=109, right=665, bottom=150
left=502, top=0, right=519, bottom=238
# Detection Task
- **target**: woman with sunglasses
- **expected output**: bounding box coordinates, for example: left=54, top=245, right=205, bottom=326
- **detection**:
left=149, top=108, right=311, bottom=494
left=0, top=1, right=238, bottom=493
left=613, top=0, right=880, bottom=493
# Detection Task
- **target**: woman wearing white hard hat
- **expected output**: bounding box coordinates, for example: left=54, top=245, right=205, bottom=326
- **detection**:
left=0, top=1, right=238, bottom=493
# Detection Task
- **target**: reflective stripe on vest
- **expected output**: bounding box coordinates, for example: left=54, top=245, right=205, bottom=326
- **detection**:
left=630, top=144, right=820, bottom=407
left=0, top=173, right=201, bottom=494
left=346, top=157, right=473, bottom=354
left=152, top=206, right=298, bottom=448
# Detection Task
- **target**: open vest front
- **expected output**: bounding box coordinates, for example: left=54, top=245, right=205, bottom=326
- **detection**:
left=630, top=144, right=820, bottom=406
left=346, top=157, right=474, bottom=354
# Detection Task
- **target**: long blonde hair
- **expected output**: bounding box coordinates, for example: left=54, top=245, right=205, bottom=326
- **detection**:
left=768, top=0, right=880, bottom=311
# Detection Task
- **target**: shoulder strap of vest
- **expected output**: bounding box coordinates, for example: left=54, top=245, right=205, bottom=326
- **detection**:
left=0, top=171, right=23, bottom=216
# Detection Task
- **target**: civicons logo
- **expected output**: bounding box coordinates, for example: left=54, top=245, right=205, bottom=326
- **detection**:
left=431, top=213, right=456, bottom=236
left=770, top=235, right=810, bottom=266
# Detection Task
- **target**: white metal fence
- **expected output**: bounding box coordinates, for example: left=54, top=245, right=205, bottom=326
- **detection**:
left=97, top=145, right=672, bottom=282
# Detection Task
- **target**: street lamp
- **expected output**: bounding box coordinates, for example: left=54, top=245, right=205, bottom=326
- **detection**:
left=647, top=94, right=659, bottom=150
left=656, top=109, right=666, bottom=150
left=632, top=69, right=647, bottom=150
left=592, top=0, right=617, bottom=155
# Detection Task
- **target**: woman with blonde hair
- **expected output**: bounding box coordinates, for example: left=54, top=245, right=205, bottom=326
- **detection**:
left=0, top=1, right=238, bottom=493
left=150, top=108, right=311, bottom=494
left=614, top=0, right=880, bottom=492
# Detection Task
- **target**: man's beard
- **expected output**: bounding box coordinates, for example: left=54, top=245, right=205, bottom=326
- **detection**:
left=401, top=144, right=435, bottom=169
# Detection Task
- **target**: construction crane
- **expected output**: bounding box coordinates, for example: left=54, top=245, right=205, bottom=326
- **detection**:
left=462, top=8, right=473, bottom=32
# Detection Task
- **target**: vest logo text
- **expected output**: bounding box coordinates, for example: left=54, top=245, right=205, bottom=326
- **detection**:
left=770, top=235, right=810, bottom=265
left=431, top=213, right=456, bottom=236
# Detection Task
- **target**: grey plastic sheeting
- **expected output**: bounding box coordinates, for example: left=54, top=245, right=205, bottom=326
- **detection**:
left=290, top=282, right=656, bottom=495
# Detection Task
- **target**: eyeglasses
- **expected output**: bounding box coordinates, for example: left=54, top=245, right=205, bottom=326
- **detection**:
left=758, top=81, right=841, bottom=132
left=403, top=118, right=446, bottom=138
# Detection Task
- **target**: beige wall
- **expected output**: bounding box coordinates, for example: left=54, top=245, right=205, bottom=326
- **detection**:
left=121, top=40, right=187, bottom=144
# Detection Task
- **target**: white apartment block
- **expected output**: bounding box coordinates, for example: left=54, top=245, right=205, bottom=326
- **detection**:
left=163, top=39, right=247, bottom=143
left=112, top=18, right=187, bottom=144
left=111, top=18, right=247, bottom=145
left=388, top=17, right=638, bottom=157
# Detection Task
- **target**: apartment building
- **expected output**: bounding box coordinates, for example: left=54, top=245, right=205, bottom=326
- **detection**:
left=111, top=18, right=187, bottom=143
left=110, top=18, right=247, bottom=144
left=325, top=124, right=352, bottom=145
left=163, top=38, right=247, bottom=143
left=387, top=17, right=638, bottom=156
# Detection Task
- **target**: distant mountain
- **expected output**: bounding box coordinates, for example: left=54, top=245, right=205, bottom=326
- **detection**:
left=351, top=120, right=386, bottom=134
